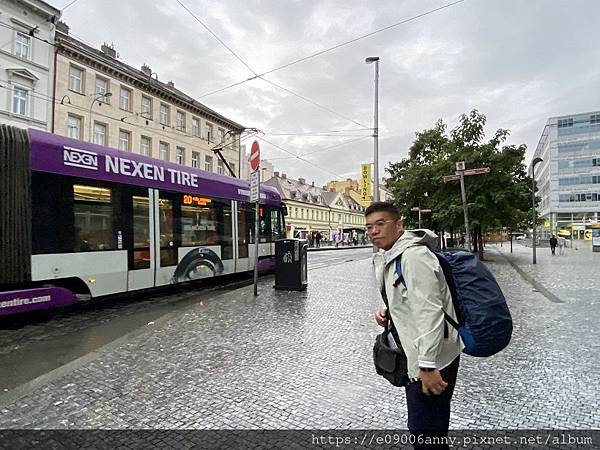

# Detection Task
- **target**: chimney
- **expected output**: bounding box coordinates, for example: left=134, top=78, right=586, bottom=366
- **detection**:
left=167, top=81, right=175, bottom=88
left=311, top=181, right=314, bottom=187
left=274, top=171, right=280, bottom=177
left=298, top=178, right=305, bottom=184
left=141, top=64, right=152, bottom=76
left=100, top=43, right=117, bottom=58
left=282, top=173, right=287, bottom=179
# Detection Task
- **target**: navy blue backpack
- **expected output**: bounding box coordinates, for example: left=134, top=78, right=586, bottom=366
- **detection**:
left=395, top=249, right=512, bottom=357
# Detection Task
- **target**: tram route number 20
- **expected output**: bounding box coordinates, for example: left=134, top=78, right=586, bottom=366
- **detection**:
left=182, top=195, right=212, bottom=206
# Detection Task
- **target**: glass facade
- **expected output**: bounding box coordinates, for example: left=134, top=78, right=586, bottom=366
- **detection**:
left=534, top=111, right=600, bottom=239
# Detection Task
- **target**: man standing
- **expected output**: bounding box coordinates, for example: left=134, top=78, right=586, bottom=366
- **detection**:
left=549, top=235, right=558, bottom=256
left=367, top=202, right=463, bottom=449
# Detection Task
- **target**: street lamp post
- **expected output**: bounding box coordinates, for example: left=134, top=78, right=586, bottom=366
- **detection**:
left=365, top=56, right=379, bottom=203
left=88, top=92, right=112, bottom=142
left=531, top=157, right=543, bottom=264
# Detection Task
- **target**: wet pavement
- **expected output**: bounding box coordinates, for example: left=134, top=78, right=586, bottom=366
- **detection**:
left=0, top=244, right=598, bottom=435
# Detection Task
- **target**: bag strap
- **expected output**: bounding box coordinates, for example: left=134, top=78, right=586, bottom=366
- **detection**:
left=392, top=252, right=451, bottom=337
left=379, top=281, right=402, bottom=346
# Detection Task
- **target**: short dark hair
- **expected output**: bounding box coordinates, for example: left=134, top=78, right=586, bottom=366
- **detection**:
left=365, top=201, right=400, bottom=219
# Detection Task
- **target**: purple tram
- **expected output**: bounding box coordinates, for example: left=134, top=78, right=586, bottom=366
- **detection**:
left=0, top=126, right=286, bottom=316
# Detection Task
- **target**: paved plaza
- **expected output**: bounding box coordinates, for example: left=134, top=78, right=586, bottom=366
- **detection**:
left=0, top=243, right=598, bottom=446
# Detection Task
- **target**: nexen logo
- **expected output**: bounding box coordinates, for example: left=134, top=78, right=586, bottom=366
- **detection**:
left=63, top=146, right=98, bottom=170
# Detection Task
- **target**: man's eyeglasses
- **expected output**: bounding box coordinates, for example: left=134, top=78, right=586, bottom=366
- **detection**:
left=365, top=219, right=397, bottom=233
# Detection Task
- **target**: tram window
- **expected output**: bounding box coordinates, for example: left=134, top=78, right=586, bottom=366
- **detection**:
left=132, top=195, right=150, bottom=269
left=259, top=206, right=271, bottom=242
left=271, top=209, right=282, bottom=240
left=73, top=184, right=116, bottom=251
left=238, top=204, right=254, bottom=258
left=179, top=198, right=233, bottom=260
left=159, top=197, right=177, bottom=266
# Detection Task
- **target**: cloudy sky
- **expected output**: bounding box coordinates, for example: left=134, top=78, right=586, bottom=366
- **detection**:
left=59, top=0, right=600, bottom=186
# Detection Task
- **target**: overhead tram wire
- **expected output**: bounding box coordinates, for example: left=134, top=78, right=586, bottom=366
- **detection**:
left=257, top=136, right=346, bottom=180
left=61, top=0, right=83, bottom=11
left=175, top=0, right=258, bottom=77
left=197, top=0, right=466, bottom=99
left=257, top=77, right=369, bottom=129
left=265, top=135, right=372, bottom=162
left=174, top=1, right=369, bottom=130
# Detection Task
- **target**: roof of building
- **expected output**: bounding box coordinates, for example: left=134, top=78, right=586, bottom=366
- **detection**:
left=264, top=174, right=366, bottom=212
left=55, top=30, right=245, bottom=131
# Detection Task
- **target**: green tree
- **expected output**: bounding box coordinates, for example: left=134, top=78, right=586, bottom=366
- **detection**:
left=386, top=110, right=534, bottom=258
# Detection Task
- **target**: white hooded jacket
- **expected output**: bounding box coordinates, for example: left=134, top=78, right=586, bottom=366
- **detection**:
left=373, top=229, right=463, bottom=379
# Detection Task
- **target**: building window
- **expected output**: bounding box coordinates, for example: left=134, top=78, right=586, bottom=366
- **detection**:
left=93, top=122, right=107, bottom=145
left=205, top=155, right=213, bottom=172
left=217, top=160, right=224, bottom=175
left=120, top=86, right=132, bottom=111
left=95, top=77, right=109, bottom=100
left=191, top=151, right=199, bottom=168
left=140, top=136, right=151, bottom=156
left=141, top=95, right=152, bottom=119
left=558, top=118, right=573, bottom=128
left=68, top=65, right=84, bottom=93
left=192, top=118, right=200, bottom=137
left=159, top=104, right=170, bottom=125
left=230, top=162, right=236, bottom=176
left=11, top=87, right=28, bottom=115
left=205, top=122, right=214, bottom=142
left=67, top=114, right=82, bottom=139
left=118, top=130, right=131, bottom=151
left=159, top=142, right=169, bottom=161
left=219, top=128, right=226, bottom=143
left=176, top=147, right=185, bottom=165
left=15, top=32, right=30, bottom=59
left=591, top=114, right=600, bottom=125
left=176, top=111, right=186, bottom=131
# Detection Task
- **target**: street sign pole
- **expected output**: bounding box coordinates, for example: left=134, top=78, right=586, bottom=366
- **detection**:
left=250, top=141, right=261, bottom=297
left=253, top=170, right=259, bottom=297
left=459, top=171, right=472, bottom=252
left=443, top=164, right=490, bottom=252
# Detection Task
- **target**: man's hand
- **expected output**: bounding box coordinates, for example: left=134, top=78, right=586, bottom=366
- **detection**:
left=419, top=369, right=448, bottom=395
left=375, top=309, right=388, bottom=327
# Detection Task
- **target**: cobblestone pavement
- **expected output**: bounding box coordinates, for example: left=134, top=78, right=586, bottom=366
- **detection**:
left=0, top=245, right=598, bottom=435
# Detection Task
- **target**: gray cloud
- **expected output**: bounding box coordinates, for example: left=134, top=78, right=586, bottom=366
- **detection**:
left=61, top=0, right=600, bottom=185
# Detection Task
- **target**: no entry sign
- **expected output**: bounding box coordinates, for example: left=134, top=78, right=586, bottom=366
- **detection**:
left=250, top=141, right=260, bottom=172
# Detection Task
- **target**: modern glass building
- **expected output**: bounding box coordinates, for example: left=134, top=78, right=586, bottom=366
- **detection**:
left=531, top=111, right=600, bottom=240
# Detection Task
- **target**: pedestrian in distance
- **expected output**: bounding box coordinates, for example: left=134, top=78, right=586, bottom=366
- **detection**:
left=549, top=235, right=558, bottom=256
left=367, top=202, right=462, bottom=449
left=557, top=236, right=565, bottom=255
left=315, top=231, right=322, bottom=248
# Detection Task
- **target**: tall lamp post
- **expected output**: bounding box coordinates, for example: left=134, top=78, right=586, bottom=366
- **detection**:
left=88, top=92, right=112, bottom=142
left=365, top=56, right=379, bottom=203
left=531, top=157, right=543, bottom=264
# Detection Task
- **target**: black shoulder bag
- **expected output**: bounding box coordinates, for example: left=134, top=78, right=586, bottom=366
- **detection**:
left=372, top=283, right=409, bottom=387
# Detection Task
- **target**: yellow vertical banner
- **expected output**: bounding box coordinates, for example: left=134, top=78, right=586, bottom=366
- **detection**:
left=360, top=163, right=372, bottom=205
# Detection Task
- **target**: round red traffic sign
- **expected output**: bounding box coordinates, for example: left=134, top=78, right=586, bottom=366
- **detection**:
left=250, top=141, right=260, bottom=172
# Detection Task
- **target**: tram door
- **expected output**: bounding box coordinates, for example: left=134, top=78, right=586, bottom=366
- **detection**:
left=127, top=188, right=155, bottom=291
left=236, top=202, right=254, bottom=272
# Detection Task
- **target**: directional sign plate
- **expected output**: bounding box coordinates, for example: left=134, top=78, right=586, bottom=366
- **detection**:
left=250, top=170, right=259, bottom=202
left=443, top=174, right=461, bottom=182
left=462, top=167, right=490, bottom=176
